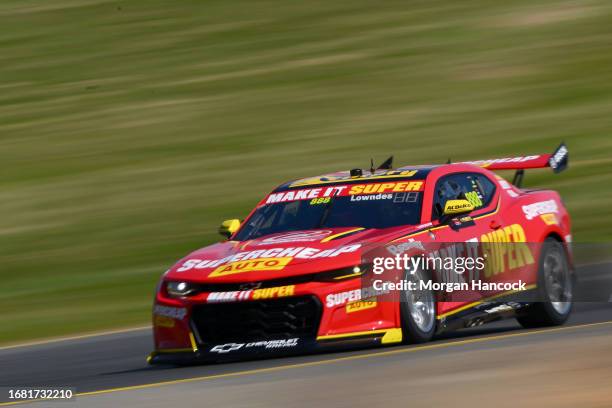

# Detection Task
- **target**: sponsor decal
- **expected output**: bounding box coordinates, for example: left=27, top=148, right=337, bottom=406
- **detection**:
left=264, top=181, right=424, bottom=205
left=482, top=303, right=518, bottom=314
left=326, top=287, right=388, bottom=308
left=416, top=222, right=433, bottom=229
left=346, top=297, right=377, bottom=313
left=386, top=240, right=425, bottom=256
left=326, top=289, right=363, bottom=308
left=464, top=191, right=483, bottom=208
left=210, top=338, right=299, bottom=354
left=153, top=305, right=187, bottom=320
left=444, top=200, right=473, bottom=214
left=479, top=224, right=535, bottom=277
left=239, top=282, right=262, bottom=290
left=176, top=244, right=361, bottom=274
left=258, top=230, right=332, bottom=245
left=450, top=215, right=476, bottom=231
left=448, top=202, right=471, bottom=211
left=464, top=155, right=540, bottom=167
left=522, top=200, right=558, bottom=220
left=540, top=213, right=558, bottom=225
left=252, top=285, right=296, bottom=299
left=154, top=315, right=175, bottom=328
left=206, top=285, right=296, bottom=303
left=381, top=226, right=533, bottom=284
left=207, top=291, right=252, bottom=302
left=209, top=257, right=292, bottom=278
left=210, top=343, right=244, bottom=353
left=266, top=188, right=327, bottom=204
left=498, top=178, right=519, bottom=198
left=347, top=181, right=424, bottom=195
left=548, top=144, right=568, bottom=171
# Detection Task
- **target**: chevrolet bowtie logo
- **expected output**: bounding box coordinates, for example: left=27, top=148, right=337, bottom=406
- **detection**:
left=210, top=343, right=244, bottom=353
left=239, top=282, right=263, bottom=290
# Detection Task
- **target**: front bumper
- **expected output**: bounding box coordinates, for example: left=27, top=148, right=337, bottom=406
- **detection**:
left=148, top=328, right=403, bottom=365
left=149, top=279, right=402, bottom=364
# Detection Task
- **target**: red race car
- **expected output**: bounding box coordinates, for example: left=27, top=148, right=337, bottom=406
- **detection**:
left=149, top=144, right=572, bottom=364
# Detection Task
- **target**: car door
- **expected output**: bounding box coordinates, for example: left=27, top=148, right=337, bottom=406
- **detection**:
left=426, top=171, right=501, bottom=315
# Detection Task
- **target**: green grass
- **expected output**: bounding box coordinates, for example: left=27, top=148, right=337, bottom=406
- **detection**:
left=1, top=0, right=612, bottom=344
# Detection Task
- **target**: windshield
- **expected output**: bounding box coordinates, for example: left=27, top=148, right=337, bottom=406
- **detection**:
left=235, top=181, right=424, bottom=241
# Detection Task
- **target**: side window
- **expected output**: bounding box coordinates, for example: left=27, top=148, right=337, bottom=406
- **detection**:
left=432, top=173, right=496, bottom=220
left=473, top=174, right=496, bottom=207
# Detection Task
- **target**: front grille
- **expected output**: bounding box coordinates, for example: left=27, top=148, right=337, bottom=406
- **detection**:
left=191, top=296, right=321, bottom=344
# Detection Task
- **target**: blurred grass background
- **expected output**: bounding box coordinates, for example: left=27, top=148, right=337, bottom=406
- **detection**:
left=1, top=0, right=611, bottom=344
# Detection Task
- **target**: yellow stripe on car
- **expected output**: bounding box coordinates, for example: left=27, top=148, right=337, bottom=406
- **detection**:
left=320, top=227, right=365, bottom=243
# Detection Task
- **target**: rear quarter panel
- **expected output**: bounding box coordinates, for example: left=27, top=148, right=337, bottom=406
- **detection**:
left=504, top=189, right=571, bottom=244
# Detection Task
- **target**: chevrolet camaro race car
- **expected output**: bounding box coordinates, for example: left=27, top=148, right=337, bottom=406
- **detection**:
left=149, top=144, right=572, bottom=364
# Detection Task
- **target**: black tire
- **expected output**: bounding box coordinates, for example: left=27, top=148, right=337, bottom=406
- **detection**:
left=517, top=237, right=573, bottom=328
left=399, top=268, right=437, bottom=343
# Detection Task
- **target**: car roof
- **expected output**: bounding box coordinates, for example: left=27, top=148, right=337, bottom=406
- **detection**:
left=274, top=165, right=439, bottom=192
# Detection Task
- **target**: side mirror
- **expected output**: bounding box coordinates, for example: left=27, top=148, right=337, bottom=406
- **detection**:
left=443, top=199, right=475, bottom=216
left=218, top=219, right=240, bottom=239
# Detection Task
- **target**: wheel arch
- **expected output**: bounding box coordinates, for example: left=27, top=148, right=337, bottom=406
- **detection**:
left=545, top=231, right=564, bottom=243
left=543, top=231, right=575, bottom=279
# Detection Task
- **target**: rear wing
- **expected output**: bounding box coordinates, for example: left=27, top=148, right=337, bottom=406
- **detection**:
left=460, top=143, right=568, bottom=187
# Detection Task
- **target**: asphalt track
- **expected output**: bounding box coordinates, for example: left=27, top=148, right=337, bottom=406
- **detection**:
left=1, top=263, right=611, bottom=408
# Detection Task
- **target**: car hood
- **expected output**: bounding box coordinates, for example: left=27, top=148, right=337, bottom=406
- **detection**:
left=164, top=225, right=425, bottom=283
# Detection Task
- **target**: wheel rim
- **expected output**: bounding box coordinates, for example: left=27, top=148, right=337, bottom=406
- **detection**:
left=543, top=245, right=572, bottom=315
left=403, top=269, right=435, bottom=332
